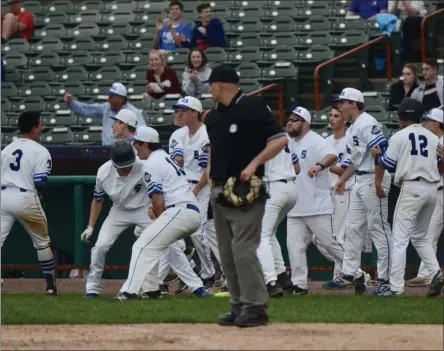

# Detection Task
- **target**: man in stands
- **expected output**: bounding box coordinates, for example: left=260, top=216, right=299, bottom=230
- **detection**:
left=412, top=58, right=443, bottom=111
left=64, top=82, right=146, bottom=146
left=189, top=3, right=226, bottom=50
left=153, top=1, right=191, bottom=52
left=1, top=0, right=34, bottom=44
left=347, top=0, right=388, bottom=20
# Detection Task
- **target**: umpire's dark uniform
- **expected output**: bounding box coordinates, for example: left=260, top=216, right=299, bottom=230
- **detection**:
left=205, top=65, right=287, bottom=327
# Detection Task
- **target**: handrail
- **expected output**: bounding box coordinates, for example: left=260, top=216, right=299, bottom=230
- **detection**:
left=202, top=83, right=285, bottom=126
left=421, top=8, right=444, bottom=62
left=314, top=35, right=392, bottom=111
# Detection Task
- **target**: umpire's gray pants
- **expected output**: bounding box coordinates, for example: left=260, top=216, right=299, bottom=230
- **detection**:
left=210, top=187, right=269, bottom=314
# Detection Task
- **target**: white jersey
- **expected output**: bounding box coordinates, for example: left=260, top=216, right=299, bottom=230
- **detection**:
left=439, top=136, right=443, bottom=188
left=326, top=132, right=355, bottom=190
left=264, top=134, right=298, bottom=181
left=142, top=149, right=197, bottom=208
left=342, top=112, right=388, bottom=173
left=182, top=124, right=210, bottom=182
left=382, top=124, right=440, bottom=186
left=288, top=130, right=335, bottom=217
left=169, top=127, right=188, bottom=160
left=1, top=138, right=52, bottom=193
left=94, top=159, right=150, bottom=210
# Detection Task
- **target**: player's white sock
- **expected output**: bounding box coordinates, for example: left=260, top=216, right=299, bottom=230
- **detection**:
left=37, top=246, right=56, bottom=291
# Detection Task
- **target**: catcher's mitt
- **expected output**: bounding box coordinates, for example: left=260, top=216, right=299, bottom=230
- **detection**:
left=221, top=175, right=265, bottom=208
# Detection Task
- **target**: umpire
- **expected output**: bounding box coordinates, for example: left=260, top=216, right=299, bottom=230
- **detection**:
left=205, top=65, right=288, bottom=327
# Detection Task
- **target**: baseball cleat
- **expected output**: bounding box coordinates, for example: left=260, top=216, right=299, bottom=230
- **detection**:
left=113, top=292, right=137, bottom=301
left=159, top=284, right=169, bottom=295
left=371, top=279, right=390, bottom=296
left=267, top=281, right=284, bottom=298
left=426, top=270, right=444, bottom=297
left=322, top=276, right=354, bottom=290
left=288, top=285, right=308, bottom=296
left=405, top=276, right=431, bottom=287
left=373, top=289, right=404, bottom=297
left=46, top=288, right=58, bottom=296
left=277, top=271, right=293, bottom=291
left=202, top=275, right=216, bottom=289
left=193, top=287, right=212, bottom=297
left=140, top=290, right=162, bottom=300
left=217, top=311, right=239, bottom=326
left=84, top=293, right=99, bottom=299
left=354, top=275, right=368, bottom=295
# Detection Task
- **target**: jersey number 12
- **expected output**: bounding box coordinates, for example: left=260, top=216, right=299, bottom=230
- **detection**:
left=9, top=149, right=23, bottom=172
left=409, top=133, right=428, bottom=157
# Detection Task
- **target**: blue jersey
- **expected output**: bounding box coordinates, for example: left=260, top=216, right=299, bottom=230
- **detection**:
left=159, top=23, right=192, bottom=51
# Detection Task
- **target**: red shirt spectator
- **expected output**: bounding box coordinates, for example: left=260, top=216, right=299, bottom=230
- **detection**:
left=1, top=0, right=34, bottom=43
left=145, top=50, right=181, bottom=100
left=16, top=11, right=34, bottom=41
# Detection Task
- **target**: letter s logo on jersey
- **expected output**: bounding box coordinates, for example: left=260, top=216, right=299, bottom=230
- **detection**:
left=301, top=150, right=307, bottom=159
left=134, top=183, right=142, bottom=193
left=144, top=172, right=151, bottom=183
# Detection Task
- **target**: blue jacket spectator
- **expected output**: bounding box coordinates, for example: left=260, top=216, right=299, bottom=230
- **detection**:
left=64, top=83, right=146, bottom=146
left=153, top=1, right=192, bottom=52
left=190, top=3, right=225, bottom=50
left=347, top=0, right=388, bottom=19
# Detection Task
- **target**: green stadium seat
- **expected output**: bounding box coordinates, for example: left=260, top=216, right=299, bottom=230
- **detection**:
left=42, top=111, right=77, bottom=127
left=93, top=80, right=117, bottom=95
left=96, top=35, right=128, bottom=52
left=58, top=51, right=93, bottom=67
left=230, top=1, right=268, bottom=7
left=204, top=47, right=228, bottom=63
left=260, top=4, right=297, bottom=20
left=51, top=82, right=85, bottom=97
left=72, top=126, right=103, bottom=144
left=17, top=82, right=52, bottom=97
left=236, top=62, right=262, bottom=79
left=261, top=17, right=296, bottom=33
left=91, top=51, right=126, bottom=66
left=135, top=0, right=167, bottom=11
left=312, top=107, right=331, bottom=125
left=314, top=125, right=333, bottom=138
left=99, top=11, right=135, bottom=25
left=294, top=3, right=330, bottom=18
left=295, top=31, right=333, bottom=49
left=127, top=34, right=155, bottom=51
left=228, top=18, right=263, bottom=34
left=65, top=36, right=96, bottom=52
left=262, top=62, right=298, bottom=79
left=261, top=33, right=295, bottom=48
left=23, top=67, right=55, bottom=83
left=1, top=82, right=18, bottom=98
left=44, top=97, right=71, bottom=113
left=30, top=37, right=64, bottom=53
left=229, top=33, right=261, bottom=48
left=121, top=65, right=146, bottom=82
left=211, top=4, right=230, bottom=18
left=2, top=38, right=30, bottom=54
left=261, top=46, right=298, bottom=64
left=106, top=1, right=138, bottom=12
left=100, top=22, right=132, bottom=36
left=89, top=66, right=122, bottom=82
left=229, top=6, right=261, bottom=20
left=42, top=127, right=74, bottom=144
left=1, top=97, right=11, bottom=113
left=73, top=0, right=105, bottom=12
left=131, top=20, right=157, bottom=35
left=7, top=112, right=19, bottom=126
left=5, top=67, right=22, bottom=85
left=365, top=105, right=387, bottom=122
left=2, top=53, right=28, bottom=68
left=362, top=91, right=385, bottom=107
left=330, top=30, right=369, bottom=50
left=154, top=95, right=182, bottom=111
left=165, top=48, right=190, bottom=65
left=2, top=130, right=20, bottom=146
left=150, top=109, right=175, bottom=125
left=200, top=98, right=215, bottom=111
left=127, top=82, right=147, bottom=95
left=34, top=25, right=67, bottom=39
left=125, top=51, right=149, bottom=65
left=295, top=45, right=334, bottom=63
left=45, top=0, right=74, bottom=14
left=227, top=47, right=262, bottom=65
left=239, top=78, right=262, bottom=93
left=295, top=16, right=331, bottom=33
left=331, top=19, right=368, bottom=33
left=10, top=96, right=45, bottom=113
left=66, top=24, right=100, bottom=38
left=21, top=0, right=42, bottom=13
left=1, top=110, right=9, bottom=126
left=65, top=11, right=101, bottom=25
left=54, top=66, right=89, bottom=82
left=39, top=12, right=69, bottom=26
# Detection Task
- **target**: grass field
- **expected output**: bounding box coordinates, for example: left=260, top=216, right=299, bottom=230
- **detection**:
left=2, top=293, right=443, bottom=325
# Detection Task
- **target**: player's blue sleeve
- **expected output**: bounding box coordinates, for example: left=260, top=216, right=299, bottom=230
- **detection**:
left=291, top=152, right=299, bottom=165
left=147, top=181, right=163, bottom=197
left=341, top=144, right=353, bottom=168
left=144, top=167, right=164, bottom=198
left=379, top=140, right=398, bottom=172
left=198, top=143, right=210, bottom=168
left=170, top=148, right=184, bottom=159
left=380, top=154, right=397, bottom=172
left=34, top=155, right=52, bottom=185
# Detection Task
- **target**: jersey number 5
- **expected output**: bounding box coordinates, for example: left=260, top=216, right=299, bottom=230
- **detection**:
left=9, top=149, right=23, bottom=172
left=409, top=133, right=428, bottom=157
left=165, top=157, right=186, bottom=176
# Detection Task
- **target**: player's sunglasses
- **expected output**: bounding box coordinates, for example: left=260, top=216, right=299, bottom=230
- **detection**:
left=287, top=117, right=305, bottom=123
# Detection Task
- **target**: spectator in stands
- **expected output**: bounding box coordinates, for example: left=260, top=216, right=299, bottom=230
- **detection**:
left=189, top=3, right=226, bottom=50
left=64, top=83, right=146, bottom=146
left=347, top=0, right=388, bottom=20
left=388, top=63, right=419, bottom=110
left=152, top=1, right=191, bottom=52
left=1, top=0, right=34, bottom=44
left=145, top=50, right=181, bottom=100
left=389, top=1, right=427, bottom=62
left=412, top=58, right=444, bottom=110
left=182, top=49, right=212, bottom=97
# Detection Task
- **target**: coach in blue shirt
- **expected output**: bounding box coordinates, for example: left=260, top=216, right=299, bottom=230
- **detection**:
left=64, top=83, right=146, bottom=146
left=347, top=0, right=388, bottom=19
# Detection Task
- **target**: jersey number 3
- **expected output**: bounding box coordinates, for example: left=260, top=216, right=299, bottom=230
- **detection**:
left=9, top=149, right=23, bottom=172
left=409, top=133, right=428, bottom=157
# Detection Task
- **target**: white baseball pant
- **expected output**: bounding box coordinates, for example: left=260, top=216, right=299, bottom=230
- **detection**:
left=287, top=214, right=354, bottom=290
left=1, top=187, right=50, bottom=249
left=190, top=186, right=216, bottom=279
left=120, top=205, right=201, bottom=294
left=417, top=188, right=443, bottom=278
left=390, top=180, right=441, bottom=293
left=341, top=174, right=392, bottom=280
left=331, top=189, right=351, bottom=245
left=204, top=218, right=221, bottom=264
left=86, top=206, right=153, bottom=294
left=156, top=240, right=203, bottom=292
left=257, top=181, right=297, bottom=284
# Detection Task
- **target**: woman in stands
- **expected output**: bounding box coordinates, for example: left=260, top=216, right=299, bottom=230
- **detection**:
left=182, top=49, right=212, bottom=97
left=388, top=63, right=419, bottom=110
left=144, top=50, right=181, bottom=100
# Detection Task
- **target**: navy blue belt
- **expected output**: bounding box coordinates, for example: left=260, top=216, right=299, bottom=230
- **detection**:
left=1, top=186, right=27, bottom=192
left=188, top=180, right=199, bottom=184
left=356, top=171, right=373, bottom=176
left=166, top=203, right=200, bottom=213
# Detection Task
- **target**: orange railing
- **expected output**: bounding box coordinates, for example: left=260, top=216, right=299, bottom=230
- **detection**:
left=314, top=35, right=392, bottom=111
left=421, top=8, right=444, bottom=62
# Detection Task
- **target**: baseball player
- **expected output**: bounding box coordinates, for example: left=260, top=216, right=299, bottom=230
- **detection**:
left=371, top=98, right=444, bottom=297
left=286, top=106, right=367, bottom=295
left=1, top=111, right=57, bottom=295
left=117, top=126, right=211, bottom=300
left=257, top=134, right=299, bottom=297
left=406, top=107, right=444, bottom=287
left=167, top=96, right=217, bottom=287
left=323, top=88, right=392, bottom=294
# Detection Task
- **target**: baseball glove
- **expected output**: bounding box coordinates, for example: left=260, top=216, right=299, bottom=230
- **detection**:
left=220, top=175, right=265, bottom=208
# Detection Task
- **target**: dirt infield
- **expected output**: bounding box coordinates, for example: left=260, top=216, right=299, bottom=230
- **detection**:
left=2, top=279, right=440, bottom=350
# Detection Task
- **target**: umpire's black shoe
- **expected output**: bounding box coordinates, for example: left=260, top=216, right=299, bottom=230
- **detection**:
left=234, top=311, right=269, bottom=328
left=354, top=275, right=368, bottom=295
left=267, top=281, right=284, bottom=298
left=289, top=285, right=308, bottom=296
left=217, top=311, right=239, bottom=326
left=277, top=271, right=293, bottom=291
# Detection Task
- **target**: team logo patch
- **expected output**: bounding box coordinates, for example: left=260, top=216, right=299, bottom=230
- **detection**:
left=371, top=125, right=381, bottom=135
left=170, top=139, right=178, bottom=149
left=144, top=172, right=151, bottom=182
left=201, top=143, right=211, bottom=153
left=229, top=124, right=238, bottom=134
